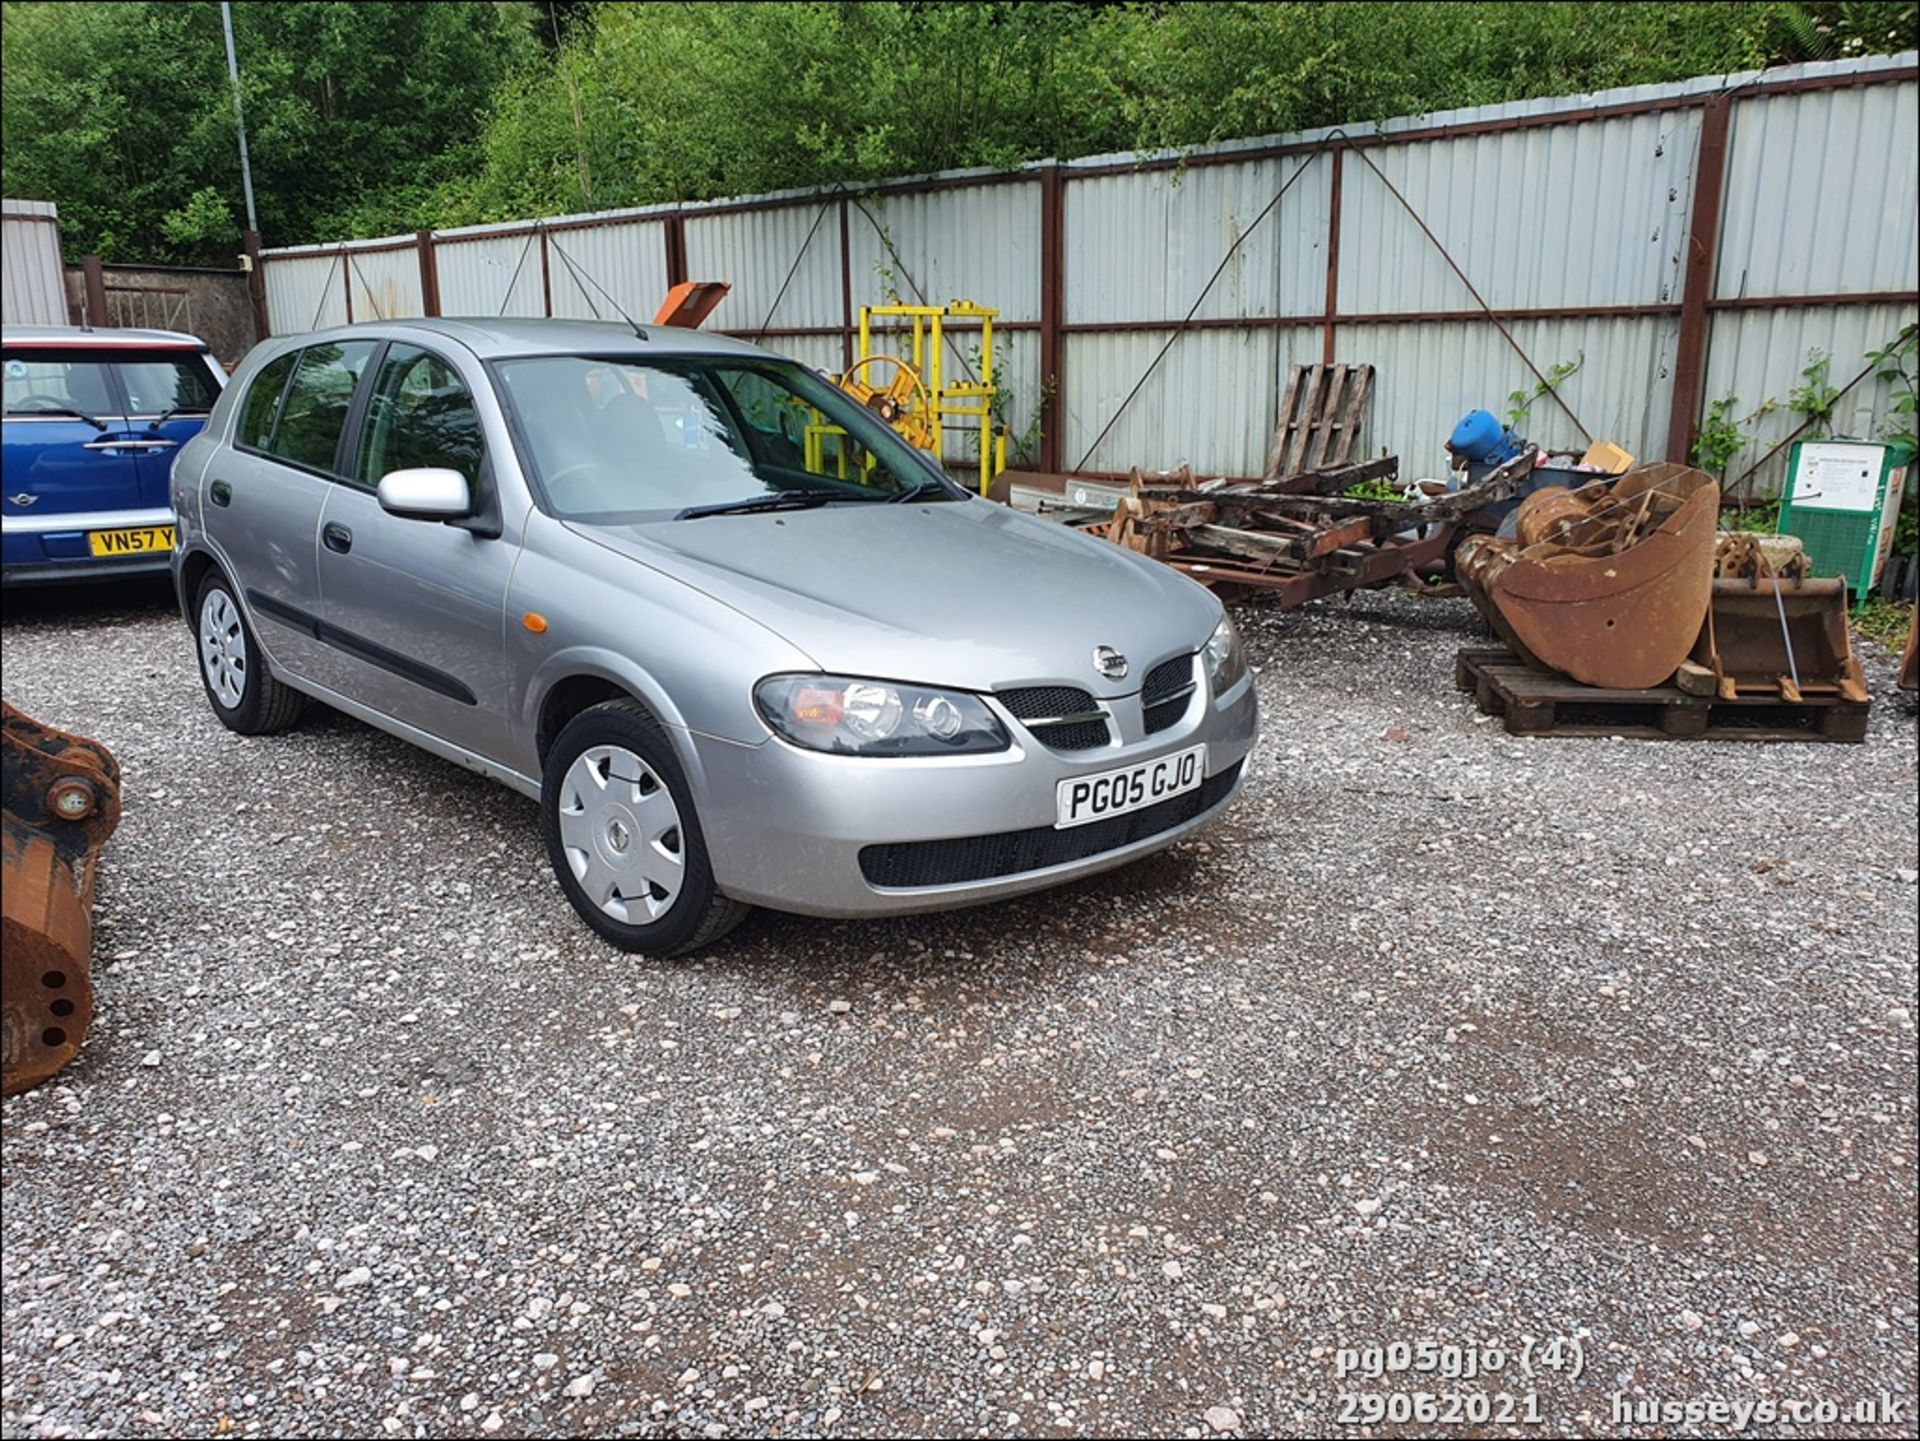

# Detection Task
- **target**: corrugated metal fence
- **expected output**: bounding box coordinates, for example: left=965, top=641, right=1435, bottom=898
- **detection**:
left=2, top=199, right=71, bottom=326
left=261, top=52, right=1918, bottom=493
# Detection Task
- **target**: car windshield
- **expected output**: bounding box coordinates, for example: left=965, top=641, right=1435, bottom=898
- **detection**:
left=493, top=354, right=955, bottom=521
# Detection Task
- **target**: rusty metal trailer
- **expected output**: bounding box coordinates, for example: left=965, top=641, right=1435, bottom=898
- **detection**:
left=1075, top=451, right=1541, bottom=608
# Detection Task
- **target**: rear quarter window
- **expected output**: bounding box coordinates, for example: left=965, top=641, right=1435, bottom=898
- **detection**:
left=238, top=352, right=298, bottom=450
left=271, top=342, right=376, bottom=472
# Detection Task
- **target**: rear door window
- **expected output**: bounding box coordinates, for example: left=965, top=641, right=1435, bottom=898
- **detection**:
left=2, top=349, right=122, bottom=422
left=268, top=341, right=377, bottom=473
left=114, top=351, right=221, bottom=418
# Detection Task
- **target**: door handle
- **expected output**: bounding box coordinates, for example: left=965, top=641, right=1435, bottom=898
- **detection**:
left=209, top=480, right=232, bottom=507
left=82, top=437, right=175, bottom=451
left=322, top=521, right=353, bottom=554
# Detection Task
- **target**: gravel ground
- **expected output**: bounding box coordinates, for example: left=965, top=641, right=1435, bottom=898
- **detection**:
left=2, top=579, right=1915, bottom=1440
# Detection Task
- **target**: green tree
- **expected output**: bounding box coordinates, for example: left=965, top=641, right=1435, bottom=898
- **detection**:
left=1, top=1, right=540, bottom=262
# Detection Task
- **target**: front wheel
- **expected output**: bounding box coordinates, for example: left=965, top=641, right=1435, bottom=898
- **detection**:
left=539, top=699, right=748, bottom=956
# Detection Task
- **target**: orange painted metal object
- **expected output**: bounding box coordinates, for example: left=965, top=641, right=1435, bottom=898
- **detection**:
left=652, top=281, right=730, bottom=329
left=2, top=702, right=121, bottom=1095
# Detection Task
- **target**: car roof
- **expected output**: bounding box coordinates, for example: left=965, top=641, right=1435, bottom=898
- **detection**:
left=286, top=317, right=778, bottom=362
left=2, top=324, right=210, bottom=349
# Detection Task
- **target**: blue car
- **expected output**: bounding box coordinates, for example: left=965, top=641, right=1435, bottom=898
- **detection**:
left=2, top=326, right=227, bottom=585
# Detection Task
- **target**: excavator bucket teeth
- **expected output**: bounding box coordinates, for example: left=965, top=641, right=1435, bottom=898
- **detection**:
left=1, top=702, right=121, bottom=1096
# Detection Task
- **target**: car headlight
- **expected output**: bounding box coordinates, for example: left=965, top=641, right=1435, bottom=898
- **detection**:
left=755, top=674, right=1010, bottom=755
left=1204, top=613, right=1247, bottom=693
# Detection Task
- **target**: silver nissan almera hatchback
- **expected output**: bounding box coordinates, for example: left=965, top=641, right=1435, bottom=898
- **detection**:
left=173, top=319, right=1258, bottom=954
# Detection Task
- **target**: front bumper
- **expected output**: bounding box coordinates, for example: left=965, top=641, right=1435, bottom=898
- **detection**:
left=690, top=673, right=1259, bottom=917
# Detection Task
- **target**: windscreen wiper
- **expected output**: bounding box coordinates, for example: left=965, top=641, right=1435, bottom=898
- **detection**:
left=147, top=404, right=205, bottom=430
left=14, top=404, right=105, bottom=430
left=675, top=491, right=839, bottom=520
left=886, top=480, right=950, bottom=503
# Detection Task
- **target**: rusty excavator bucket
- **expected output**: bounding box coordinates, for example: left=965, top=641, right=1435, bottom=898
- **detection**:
left=1457, top=463, right=1721, bottom=690
left=2, top=702, right=121, bottom=1095
left=1691, top=532, right=1868, bottom=703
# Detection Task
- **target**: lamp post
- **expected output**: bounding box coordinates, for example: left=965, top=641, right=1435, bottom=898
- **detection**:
left=221, top=1, right=268, bottom=337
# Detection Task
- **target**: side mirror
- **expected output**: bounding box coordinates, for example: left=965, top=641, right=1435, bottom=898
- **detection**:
left=377, top=468, right=471, bottom=520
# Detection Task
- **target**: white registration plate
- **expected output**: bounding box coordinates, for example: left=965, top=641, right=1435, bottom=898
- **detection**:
left=1055, top=745, right=1206, bottom=829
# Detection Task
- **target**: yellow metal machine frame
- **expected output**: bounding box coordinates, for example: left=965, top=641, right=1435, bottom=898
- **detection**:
left=829, top=300, right=1008, bottom=496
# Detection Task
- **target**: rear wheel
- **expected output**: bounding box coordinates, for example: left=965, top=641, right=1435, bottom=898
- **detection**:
left=195, top=572, right=306, bottom=735
left=539, top=699, right=747, bottom=956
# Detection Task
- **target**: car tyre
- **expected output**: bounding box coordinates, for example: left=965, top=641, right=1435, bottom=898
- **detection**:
left=195, top=571, right=306, bottom=735
left=540, top=698, right=748, bottom=957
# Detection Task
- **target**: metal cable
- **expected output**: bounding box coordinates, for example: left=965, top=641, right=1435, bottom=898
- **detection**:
left=542, top=232, right=603, bottom=321
left=1343, top=145, right=1593, bottom=446
left=1728, top=323, right=1916, bottom=502
left=498, top=226, right=538, bottom=317
left=1070, top=140, right=1333, bottom=473
left=310, top=252, right=344, bottom=332
left=845, top=192, right=982, bottom=386
left=346, top=253, right=386, bottom=321
left=754, top=191, right=839, bottom=340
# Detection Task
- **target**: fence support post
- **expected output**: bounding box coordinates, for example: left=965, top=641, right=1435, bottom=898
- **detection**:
left=539, top=229, right=552, bottom=317
left=664, top=213, right=688, bottom=292
left=838, top=198, right=854, bottom=373
left=242, top=229, right=269, bottom=338
left=1323, top=146, right=1344, bottom=365
left=1039, top=165, right=1065, bottom=474
left=80, top=255, right=108, bottom=329
left=416, top=229, right=441, bottom=317
left=1666, top=94, right=1731, bottom=463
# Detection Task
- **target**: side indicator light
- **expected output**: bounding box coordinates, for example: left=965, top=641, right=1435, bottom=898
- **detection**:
left=522, top=612, right=549, bottom=634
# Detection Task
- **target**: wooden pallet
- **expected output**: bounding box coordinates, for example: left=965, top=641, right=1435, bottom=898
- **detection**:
left=1264, top=363, right=1374, bottom=478
left=1454, top=648, right=1870, bottom=742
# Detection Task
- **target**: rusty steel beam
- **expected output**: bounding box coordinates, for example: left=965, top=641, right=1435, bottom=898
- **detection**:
left=1322, top=146, right=1343, bottom=364
left=539, top=229, right=553, bottom=317
left=1667, top=94, right=1732, bottom=462
left=1039, top=164, right=1066, bottom=474
left=80, top=256, right=108, bottom=328
left=664, top=213, right=688, bottom=289
left=415, top=229, right=441, bottom=317
left=838, top=198, right=853, bottom=372
left=243, top=229, right=269, bottom=338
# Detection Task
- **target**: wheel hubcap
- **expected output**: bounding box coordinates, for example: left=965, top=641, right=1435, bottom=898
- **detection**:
left=556, top=745, right=685, bottom=924
left=199, top=590, right=247, bottom=709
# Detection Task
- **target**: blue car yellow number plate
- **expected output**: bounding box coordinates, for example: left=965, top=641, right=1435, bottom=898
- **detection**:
left=1055, top=744, right=1205, bottom=829
left=87, top=526, right=176, bottom=558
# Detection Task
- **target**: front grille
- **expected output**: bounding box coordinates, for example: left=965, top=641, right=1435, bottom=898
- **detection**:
left=998, top=685, right=1096, bottom=719
left=1141, top=653, right=1197, bottom=735
left=1142, top=655, right=1195, bottom=705
left=859, top=760, right=1243, bottom=888
left=996, top=684, right=1110, bottom=752
left=1031, top=719, right=1110, bottom=750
